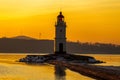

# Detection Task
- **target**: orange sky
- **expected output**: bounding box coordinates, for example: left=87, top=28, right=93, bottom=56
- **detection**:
left=0, top=0, right=120, bottom=44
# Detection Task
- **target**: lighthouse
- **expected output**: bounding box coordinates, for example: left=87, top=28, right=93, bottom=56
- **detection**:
left=55, top=12, right=67, bottom=54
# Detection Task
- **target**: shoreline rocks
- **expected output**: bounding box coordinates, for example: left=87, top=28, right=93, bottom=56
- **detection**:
left=19, top=54, right=104, bottom=64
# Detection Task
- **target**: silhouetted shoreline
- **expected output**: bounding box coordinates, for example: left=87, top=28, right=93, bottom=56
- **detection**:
left=0, top=36, right=120, bottom=54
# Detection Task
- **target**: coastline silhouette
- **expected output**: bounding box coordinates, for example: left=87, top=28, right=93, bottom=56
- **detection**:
left=0, top=35, right=120, bottom=53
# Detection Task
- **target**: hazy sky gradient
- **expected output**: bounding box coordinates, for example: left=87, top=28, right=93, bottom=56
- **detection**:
left=0, top=0, right=120, bottom=44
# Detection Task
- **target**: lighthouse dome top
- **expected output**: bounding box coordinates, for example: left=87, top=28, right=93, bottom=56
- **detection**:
left=57, top=12, right=64, bottom=18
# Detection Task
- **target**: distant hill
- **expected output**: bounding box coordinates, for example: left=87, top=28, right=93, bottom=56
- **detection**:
left=0, top=36, right=120, bottom=54
left=11, top=35, right=37, bottom=40
left=0, top=37, right=54, bottom=53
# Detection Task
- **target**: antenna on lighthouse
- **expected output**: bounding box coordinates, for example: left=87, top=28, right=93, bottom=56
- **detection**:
left=60, top=8, right=62, bottom=12
left=59, top=0, right=63, bottom=13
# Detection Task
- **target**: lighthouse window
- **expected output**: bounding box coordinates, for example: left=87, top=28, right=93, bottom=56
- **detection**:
left=60, top=29, right=62, bottom=32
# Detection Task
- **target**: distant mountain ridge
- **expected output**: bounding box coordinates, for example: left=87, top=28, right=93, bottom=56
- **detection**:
left=11, top=35, right=37, bottom=40
left=0, top=35, right=120, bottom=53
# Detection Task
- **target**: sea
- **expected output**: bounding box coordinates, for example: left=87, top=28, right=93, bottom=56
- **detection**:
left=0, top=53, right=120, bottom=80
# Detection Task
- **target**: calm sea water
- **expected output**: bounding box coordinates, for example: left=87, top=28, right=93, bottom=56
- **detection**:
left=0, top=53, right=120, bottom=80
left=0, top=53, right=93, bottom=80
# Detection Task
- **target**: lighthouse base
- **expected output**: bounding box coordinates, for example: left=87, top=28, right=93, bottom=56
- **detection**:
left=55, top=51, right=66, bottom=54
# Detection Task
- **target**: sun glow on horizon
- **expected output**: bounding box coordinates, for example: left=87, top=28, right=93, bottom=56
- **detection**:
left=0, top=0, right=120, bottom=44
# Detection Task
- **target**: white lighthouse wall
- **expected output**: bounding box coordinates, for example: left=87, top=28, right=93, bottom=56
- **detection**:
left=55, top=21, right=67, bottom=53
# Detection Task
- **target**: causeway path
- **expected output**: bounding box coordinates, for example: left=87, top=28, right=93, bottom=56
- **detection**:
left=49, top=61, right=120, bottom=80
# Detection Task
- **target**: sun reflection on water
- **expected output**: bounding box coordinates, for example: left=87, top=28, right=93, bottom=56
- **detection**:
left=0, top=54, right=93, bottom=80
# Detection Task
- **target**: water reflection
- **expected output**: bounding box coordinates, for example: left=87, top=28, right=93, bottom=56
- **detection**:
left=1, top=54, right=119, bottom=80
left=55, top=64, right=66, bottom=80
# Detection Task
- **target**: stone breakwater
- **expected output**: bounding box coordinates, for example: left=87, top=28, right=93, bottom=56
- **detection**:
left=49, top=61, right=120, bottom=80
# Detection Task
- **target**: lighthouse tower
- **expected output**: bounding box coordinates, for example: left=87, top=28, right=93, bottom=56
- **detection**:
left=55, top=12, right=67, bottom=54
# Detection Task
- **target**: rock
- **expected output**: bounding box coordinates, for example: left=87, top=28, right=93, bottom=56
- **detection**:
left=19, top=54, right=104, bottom=64
left=88, top=58, right=96, bottom=63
